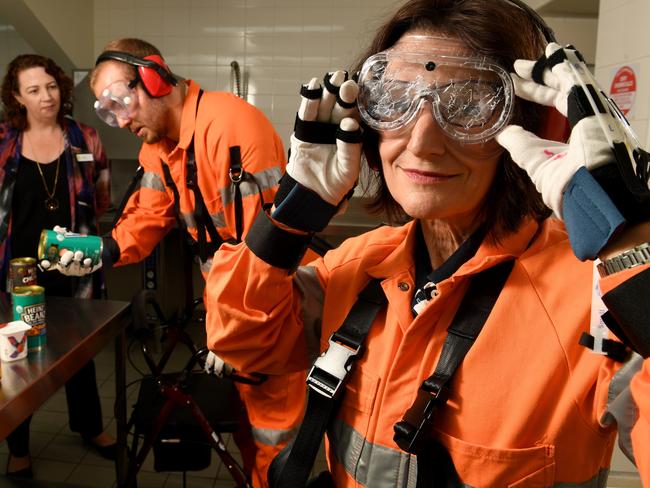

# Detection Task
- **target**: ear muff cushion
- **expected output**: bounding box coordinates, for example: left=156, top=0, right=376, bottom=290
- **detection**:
left=138, top=54, right=174, bottom=97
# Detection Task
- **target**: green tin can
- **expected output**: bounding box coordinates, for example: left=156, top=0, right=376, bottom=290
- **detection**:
left=12, top=285, right=46, bottom=351
left=38, top=229, right=102, bottom=266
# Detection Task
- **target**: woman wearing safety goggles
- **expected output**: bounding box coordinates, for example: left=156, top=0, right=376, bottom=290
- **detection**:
left=206, top=0, right=650, bottom=487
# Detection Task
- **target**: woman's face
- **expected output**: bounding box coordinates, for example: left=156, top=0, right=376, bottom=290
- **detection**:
left=14, top=67, right=61, bottom=122
left=378, top=35, right=504, bottom=228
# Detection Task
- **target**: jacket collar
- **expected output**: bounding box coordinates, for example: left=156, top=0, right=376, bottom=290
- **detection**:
left=174, top=80, right=201, bottom=152
left=366, top=218, right=540, bottom=282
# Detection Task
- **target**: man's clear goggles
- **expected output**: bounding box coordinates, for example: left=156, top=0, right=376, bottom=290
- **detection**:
left=93, top=81, right=139, bottom=127
left=357, top=51, right=514, bottom=143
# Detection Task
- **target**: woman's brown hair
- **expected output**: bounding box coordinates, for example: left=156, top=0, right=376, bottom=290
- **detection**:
left=354, top=0, right=552, bottom=242
left=1, top=54, right=73, bottom=131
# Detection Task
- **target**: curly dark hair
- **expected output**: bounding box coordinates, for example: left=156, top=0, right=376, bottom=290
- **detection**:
left=1, top=54, right=73, bottom=130
left=353, top=0, right=553, bottom=242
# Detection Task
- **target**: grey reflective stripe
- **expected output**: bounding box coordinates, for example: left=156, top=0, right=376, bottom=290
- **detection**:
left=553, top=469, right=609, bottom=488
left=329, top=418, right=420, bottom=488
left=182, top=211, right=226, bottom=231
left=210, top=211, right=226, bottom=229
left=181, top=212, right=196, bottom=229
left=329, top=419, right=608, bottom=488
left=220, top=166, right=282, bottom=208
left=601, top=352, right=643, bottom=463
left=251, top=425, right=299, bottom=447
left=294, top=265, right=325, bottom=364
left=200, top=258, right=212, bottom=275
left=141, top=171, right=166, bottom=192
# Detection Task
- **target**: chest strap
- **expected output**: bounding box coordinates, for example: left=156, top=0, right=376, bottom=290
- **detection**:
left=270, top=259, right=514, bottom=488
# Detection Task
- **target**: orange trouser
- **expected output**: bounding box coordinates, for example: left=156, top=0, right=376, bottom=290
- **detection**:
left=232, top=370, right=306, bottom=488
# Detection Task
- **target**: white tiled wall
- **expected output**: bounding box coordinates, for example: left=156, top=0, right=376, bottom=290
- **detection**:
left=93, top=0, right=397, bottom=150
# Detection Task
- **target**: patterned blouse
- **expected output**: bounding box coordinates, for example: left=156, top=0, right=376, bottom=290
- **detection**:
left=0, top=118, right=110, bottom=298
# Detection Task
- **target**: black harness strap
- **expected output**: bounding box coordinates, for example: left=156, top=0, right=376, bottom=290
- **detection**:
left=270, top=259, right=514, bottom=488
left=111, top=166, right=144, bottom=229
left=394, top=260, right=515, bottom=455
left=229, top=146, right=245, bottom=243
left=270, top=279, right=386, bottom=488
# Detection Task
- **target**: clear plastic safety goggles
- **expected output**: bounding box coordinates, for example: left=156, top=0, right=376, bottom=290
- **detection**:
left=357, top=48, right=514, bottom=143
left=93, top=80, right=139, bottom=127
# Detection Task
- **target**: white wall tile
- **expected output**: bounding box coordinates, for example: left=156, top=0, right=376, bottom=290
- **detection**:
left=189, top=7, right=220, bottom=36
left=162, top=7, right=190, bottom=37
left=188, top=36, right=218, bottom=66
left=216, top=6, right=247, bottom=36
left=134, top=7, right=164, bottom=38
left=216, top=36, right=246, bottom=66
left=246, top=7, right=276, bottom=35
left=246, top=35, right=275, bottom=65
left=188, top=65, right=218, bottom=91
left=108, top=8, right=137, bottom=38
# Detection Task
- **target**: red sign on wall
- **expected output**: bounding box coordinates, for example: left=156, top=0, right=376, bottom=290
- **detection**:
left=609, top=66, right=637, bottom=116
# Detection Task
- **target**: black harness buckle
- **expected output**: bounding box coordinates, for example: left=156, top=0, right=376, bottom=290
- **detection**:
left=393, top=382, right=449, bottom=454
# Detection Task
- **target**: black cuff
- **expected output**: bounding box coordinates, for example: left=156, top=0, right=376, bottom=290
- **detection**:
left=272, top=174, right=338, bottom=232
left=245, top=210, right=313, bottom=271
left=101, top=236, right=120, bottom=268
left=602, top=267, right=650, bottom=358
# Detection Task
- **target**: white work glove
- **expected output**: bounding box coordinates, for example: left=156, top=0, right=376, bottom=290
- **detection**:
left=496, top=118, right=611, bottom=219
left=509, top=42, right=574, bottom=117
left=271, top=70, right=363, bottom=232
left=496, top=43, right=636, bottom=260
left=39, top=226, right=103, bottom=276
left=204, top=351, right=233, bottom=377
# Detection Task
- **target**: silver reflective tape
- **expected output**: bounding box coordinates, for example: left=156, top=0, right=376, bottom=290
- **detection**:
left=251, top=425, right=298, bottom=447
left=221, top=166, right=282, bottom=207
left=295, top=265, right=325, bottom=364
left=140, top=171, right=166, bottom=192
left=210, top=211, right=226, bottom=229
left=181, top=212, right=196, bottom=229
left=329, top=419, right=419, bottom=488
left=182, top=211, right=226, bottom=232
left=601, top=352, right=643, bottom=464
left=200, top=258, right=212, bottom=275
left=329, top=419, right=607, bottom=487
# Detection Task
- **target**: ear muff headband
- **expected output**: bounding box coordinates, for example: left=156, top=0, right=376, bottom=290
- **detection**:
left=95, top=50, right=177, bottom=97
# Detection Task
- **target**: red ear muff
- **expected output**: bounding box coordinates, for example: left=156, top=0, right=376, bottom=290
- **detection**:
left=138, top=54, right=173, bottom=97
left=539, top=106, right=571, bottom=143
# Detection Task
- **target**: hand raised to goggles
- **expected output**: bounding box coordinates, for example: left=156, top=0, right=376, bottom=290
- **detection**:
left=245, top=71, right=362, bottom=271
left=39, top=226, right=103, bottom=277
left=497, top=43, right=650, bottom=260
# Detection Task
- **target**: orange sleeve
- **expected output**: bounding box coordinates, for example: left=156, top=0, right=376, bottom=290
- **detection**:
left=111, top=144, right=176, bottom=266
left=202, top=96, right=286, bottom=242
left=205, top=240, right=313, bottom=375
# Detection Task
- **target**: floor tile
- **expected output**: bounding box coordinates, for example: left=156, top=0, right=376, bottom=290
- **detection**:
left=32, top=458, right=77, bottom=483
left=66, top=463, right=116, bottom=487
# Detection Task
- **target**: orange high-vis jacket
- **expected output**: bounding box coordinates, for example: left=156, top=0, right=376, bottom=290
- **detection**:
left=206, top=217, right=650, bottom=487
left=110, top=81, right=306, bottom=488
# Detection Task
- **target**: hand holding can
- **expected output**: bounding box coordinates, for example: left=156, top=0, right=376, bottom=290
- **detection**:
left=38, top=227, right=103, bottom=277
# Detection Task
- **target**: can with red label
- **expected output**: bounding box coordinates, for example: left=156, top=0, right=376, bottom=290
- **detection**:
left=8, top=257, right=38, bottom=292
left=12, top=285, right=46, bottom=351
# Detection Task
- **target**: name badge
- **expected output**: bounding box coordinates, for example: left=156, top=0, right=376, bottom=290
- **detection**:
left=75, top=153, right=94, bottom=162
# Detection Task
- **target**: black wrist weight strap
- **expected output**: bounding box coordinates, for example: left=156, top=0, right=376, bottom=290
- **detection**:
left=269, top=259, right=514, bottom=488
